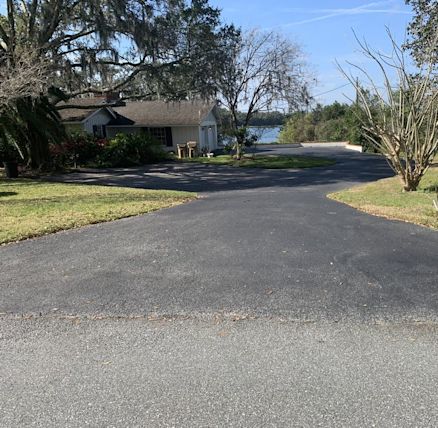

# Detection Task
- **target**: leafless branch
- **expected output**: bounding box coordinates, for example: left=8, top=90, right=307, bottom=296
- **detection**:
left=0, top=50, right=50, bottom=107
left=339, top=30, right=438, bottom=191
left=218, top=29, right=311, bottom=159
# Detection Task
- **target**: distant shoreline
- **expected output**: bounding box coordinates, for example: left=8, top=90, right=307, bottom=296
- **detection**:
left=247, top=125, right=283, bottom=128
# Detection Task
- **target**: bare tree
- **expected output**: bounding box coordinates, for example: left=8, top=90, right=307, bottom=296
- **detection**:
left=340, top=30, right=438, bottom=191
left=218, top=29, right=310, bottom=159
left=0, top=51, right=49, bottom=107
left=0, top=49, right=52, bottom=162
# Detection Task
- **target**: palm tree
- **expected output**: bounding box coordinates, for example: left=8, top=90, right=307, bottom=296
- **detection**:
left=0, top=94, right=66, bottom=169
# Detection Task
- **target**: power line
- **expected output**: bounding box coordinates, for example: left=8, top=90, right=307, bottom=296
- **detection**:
left=312, top=81, right=399, bottom=101
left=313, top=83, right=351, bottom=98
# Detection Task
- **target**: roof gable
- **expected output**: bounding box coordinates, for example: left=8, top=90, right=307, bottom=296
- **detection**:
left=57, top=98, right=122, bottom=122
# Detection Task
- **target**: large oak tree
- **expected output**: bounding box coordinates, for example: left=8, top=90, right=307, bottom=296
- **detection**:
left=0, top=0, right=238, bottom=167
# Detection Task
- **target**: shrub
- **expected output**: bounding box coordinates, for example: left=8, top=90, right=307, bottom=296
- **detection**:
left=278, top=101, right=380, bottom=147
left=278, top=114, right=315, bottom=143
left=50, top=133, right=108, bottom=168
left=315, top=118, right=349, bottom=142
left=101, top=133, right=167, bottom=167
left=218, top=127, right=258, bottom=158
left=49, top=132, right=168, bottom=168
left=223, top=143, right=233, bottom=154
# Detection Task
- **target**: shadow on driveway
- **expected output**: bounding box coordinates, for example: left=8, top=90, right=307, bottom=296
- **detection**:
left=51, top=148, right=392, bottom=194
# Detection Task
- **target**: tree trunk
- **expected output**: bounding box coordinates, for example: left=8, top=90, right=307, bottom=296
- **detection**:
left=29, top=135, right=51, bottom=170
left=401, top=174, right=421, bottom=192
left=235, top=140, right=242, bottom=160
left=230, top=109, right=242, bottom=160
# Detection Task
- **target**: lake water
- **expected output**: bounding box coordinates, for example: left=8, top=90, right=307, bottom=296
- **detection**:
left=248, top=127, right=281, bottom=144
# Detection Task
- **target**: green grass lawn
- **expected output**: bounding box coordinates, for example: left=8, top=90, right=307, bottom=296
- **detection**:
left=328, top=167, right=438, bottom=229
left=181, top=154, right=335, bottom=169
left=0, top=179, right=195, bottom=244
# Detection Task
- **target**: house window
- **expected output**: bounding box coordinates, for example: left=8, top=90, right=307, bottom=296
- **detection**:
left=142, top=127, right=173, bottom=147
left=92, top=125, right=106, bottom=138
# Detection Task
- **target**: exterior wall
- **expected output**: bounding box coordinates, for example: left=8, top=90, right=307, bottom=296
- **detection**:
left=82, top=109, right=113, bottom=134
left=172, top=123, right=218, bottom=152
left=201, top=110, right=218, bottom=126
left=171, top=126, right=200, bottom=149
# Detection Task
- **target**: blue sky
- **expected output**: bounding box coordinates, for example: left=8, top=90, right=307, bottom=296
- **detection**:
left=209, top=0, right=413, bottom=105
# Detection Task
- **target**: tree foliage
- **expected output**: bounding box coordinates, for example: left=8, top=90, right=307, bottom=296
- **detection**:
left=0, top=93, right=65, bottom=167
left=218, top=108, right=288, bottom=127
left=278, top=101, right=372, bottom=147
left=0, top=0, right=237, bottom=101
left=405, top=0, right=438, bottom=66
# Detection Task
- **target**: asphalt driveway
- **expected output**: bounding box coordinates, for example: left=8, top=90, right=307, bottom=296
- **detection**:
left=1, top=146, right=438, bottom=427
left=2, top=146, right=437, bottom=321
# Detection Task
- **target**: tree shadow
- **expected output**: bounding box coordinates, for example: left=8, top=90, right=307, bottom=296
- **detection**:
left=423, top=184, right=438, bottom=193
left=0, top=192, right=18, bottom=197
left=47, top=148, right=394, bottom=195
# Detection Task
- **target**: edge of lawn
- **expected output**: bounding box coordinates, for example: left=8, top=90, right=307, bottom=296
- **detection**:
left=0, top=179, right=197, bottom=245
left=327, top=167, right=438, bottom=230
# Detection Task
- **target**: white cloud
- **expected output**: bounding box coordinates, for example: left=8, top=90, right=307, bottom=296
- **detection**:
left=281, top=1, right=412, bottom=27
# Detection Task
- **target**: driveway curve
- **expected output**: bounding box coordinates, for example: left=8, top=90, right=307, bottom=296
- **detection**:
left=1, top=146, right=437, bottom=322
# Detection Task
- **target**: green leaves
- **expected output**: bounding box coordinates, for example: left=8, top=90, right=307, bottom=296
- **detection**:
left=405, top=0, right=438, bottom=67
left=1, top=0, right=238, bottom=100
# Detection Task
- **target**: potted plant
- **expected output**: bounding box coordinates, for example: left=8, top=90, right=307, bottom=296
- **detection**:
left=0, top=140, right=20, bottom=178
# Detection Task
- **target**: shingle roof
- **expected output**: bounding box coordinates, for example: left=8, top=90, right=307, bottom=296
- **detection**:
left=57, top=98, right=217, bottom=126
left=108, top=111, right=135, bottom=126
left=112, top=100, right=217, bottom=126
left=56, top=98, right=117, bottom=122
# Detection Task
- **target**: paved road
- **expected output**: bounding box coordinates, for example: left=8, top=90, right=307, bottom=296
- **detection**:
left=1, top=146, right=437, bottom=427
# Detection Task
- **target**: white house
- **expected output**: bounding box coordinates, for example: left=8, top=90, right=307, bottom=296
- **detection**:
left=58, top=99, right=220, bottom=152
